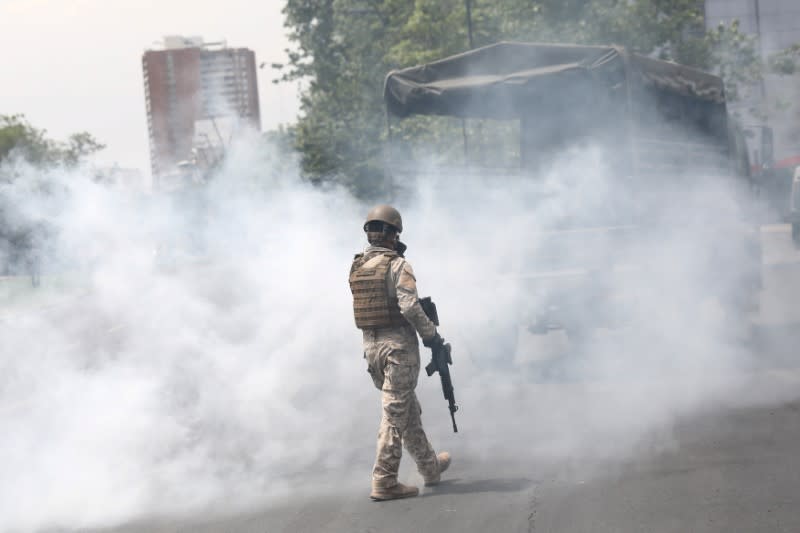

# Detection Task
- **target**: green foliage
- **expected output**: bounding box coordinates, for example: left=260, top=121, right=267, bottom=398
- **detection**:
left=0, top=114, right=105, bottom=171
left=61, top=132, right=105, bottom=167
left=0, top=116, right=104, bottom=280
left=279, top=0, right=780, bottom=197
left=769, top=43, right=800, bottom=76
left=386, top=0, right=474, bottom=65
left=699, top=21, right=762, bottom=102
left=0, top=114, right=58, bottom=167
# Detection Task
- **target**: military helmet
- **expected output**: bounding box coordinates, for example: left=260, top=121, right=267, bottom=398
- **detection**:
left=364, top=204, right=403, bottom=233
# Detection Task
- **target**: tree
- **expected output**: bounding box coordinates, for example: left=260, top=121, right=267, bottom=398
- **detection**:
left=278, top=0, right=780, bottom=197
left=0, top=115, right=104, bottom=282
left=0, top=114, right=59, bottom=167
left=0, top=114, right=105, bottom=170
left=62, top=131, right=106, bottom=167
left=769, top=43, right=800, bottom=76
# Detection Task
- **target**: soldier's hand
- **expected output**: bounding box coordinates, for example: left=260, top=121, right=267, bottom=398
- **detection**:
left=423, top=332, right=445, bottom=350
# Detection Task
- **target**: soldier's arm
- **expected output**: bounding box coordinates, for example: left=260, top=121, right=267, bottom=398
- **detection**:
left=394, top=259, right=437, bottom=341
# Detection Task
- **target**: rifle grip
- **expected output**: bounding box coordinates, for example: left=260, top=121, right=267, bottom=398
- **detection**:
left=425, top=360, right=436, bottom=377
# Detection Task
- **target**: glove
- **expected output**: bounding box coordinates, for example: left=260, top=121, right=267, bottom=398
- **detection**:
left=423, top=332, right=445, bottom=350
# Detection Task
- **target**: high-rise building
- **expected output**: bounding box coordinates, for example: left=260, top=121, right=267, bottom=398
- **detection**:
left=142, top=36, right=261, bottom=186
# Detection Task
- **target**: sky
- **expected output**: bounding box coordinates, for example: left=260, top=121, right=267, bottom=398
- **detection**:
left=0, top=0, right=301, bottom=176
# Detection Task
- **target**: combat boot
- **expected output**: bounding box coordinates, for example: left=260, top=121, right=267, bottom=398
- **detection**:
left=370, top=482, right=420, bottom=501
left=423, top=451, right=452, bottom=486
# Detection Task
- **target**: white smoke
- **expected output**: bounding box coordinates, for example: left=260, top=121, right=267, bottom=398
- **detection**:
left=0, top=129, right=798, bottom=532
left=399, top=144, right=771, bottom=462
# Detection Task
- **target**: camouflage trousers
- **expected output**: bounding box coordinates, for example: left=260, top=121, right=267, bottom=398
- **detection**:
left=364, top=327, right=438, bottom=488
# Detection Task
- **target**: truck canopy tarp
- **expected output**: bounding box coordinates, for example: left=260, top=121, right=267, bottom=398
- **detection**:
left=384, top=42, right=725, bottom=119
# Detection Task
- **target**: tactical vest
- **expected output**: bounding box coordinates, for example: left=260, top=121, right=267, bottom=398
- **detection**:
left=349, top=252, right=406, bottom=329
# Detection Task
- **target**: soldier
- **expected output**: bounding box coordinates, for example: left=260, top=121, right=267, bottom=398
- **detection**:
left=349, top=204, right=452, bottom=501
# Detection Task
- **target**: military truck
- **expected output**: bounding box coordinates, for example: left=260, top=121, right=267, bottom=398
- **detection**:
left=383, top=42, right=761, bottom=348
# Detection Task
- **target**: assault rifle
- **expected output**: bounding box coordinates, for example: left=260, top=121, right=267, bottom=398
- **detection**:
left=419, top=297, right=459, bottom=433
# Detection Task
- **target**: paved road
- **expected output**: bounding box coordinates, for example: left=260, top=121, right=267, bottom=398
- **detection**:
left=533, top=400, right=800, bottom=533
left=53, top=225, right=800, bottom=532
left=95, top=393, right=800, bottom=533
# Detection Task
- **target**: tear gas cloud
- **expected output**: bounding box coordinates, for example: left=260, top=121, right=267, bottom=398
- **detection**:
left=0, top=124, right=797, bottom=532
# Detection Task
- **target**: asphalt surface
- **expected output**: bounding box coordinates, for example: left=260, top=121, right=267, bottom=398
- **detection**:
left=93, top=396, right=800, bottom=533
left=533, top=400, right=800, bottom=533
left=88, top=226, right=800, bottom=533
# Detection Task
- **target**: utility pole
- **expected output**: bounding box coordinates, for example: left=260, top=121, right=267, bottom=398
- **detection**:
left=465, top=0, right=475, bottom=49
left=754, top=0, right=768, bottom=104
left=462, top=0, right=474, bottom=162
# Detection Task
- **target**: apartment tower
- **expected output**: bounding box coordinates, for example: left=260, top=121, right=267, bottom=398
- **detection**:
left=142, top=36, right=261, bottom=185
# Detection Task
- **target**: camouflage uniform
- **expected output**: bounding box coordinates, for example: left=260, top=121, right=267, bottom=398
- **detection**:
left=356, top=245, right=440, bottom=489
